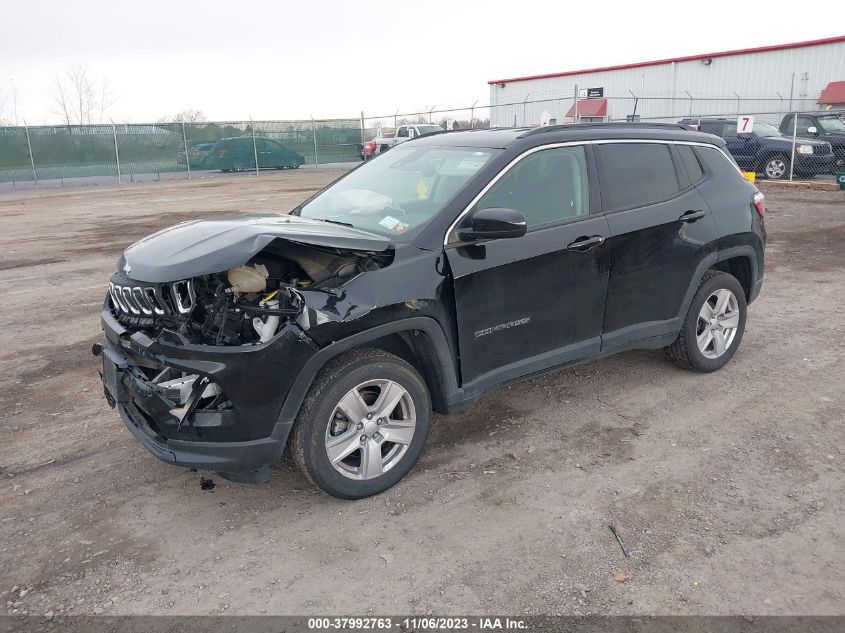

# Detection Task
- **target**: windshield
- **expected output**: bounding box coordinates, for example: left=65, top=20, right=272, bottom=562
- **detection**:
left=299, top=145, right=498, bottom=238
left=753, top=122, right=783, bottom=137
left=818, top=116, right=845, bottom=133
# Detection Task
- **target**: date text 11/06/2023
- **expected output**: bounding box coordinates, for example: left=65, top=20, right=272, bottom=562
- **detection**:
left=307, top=617, right=529, bottom=630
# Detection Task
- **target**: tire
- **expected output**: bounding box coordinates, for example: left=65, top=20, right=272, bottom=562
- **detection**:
left=665, top=270, right=747, bottom=373
left=760, top=154, right=789, bottom=180
left=290, top=348, right=432, bottom=499
left=232, top=160, right=244, bottom=172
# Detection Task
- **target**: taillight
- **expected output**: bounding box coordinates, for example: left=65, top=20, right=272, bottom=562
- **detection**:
left=753, top=191, right=765, bottom=218
left=218, top=149, right=226, bottom=157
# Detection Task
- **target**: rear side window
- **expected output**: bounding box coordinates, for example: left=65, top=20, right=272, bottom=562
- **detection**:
left=694, top=146, right=744, bottom=182
left=474, top=146, right=590, bottom=228
left=699, top=122, right=721, bottom=136
left=677, top=145, right=704, bottom=183
left=597, top=143, right=680, bottom=210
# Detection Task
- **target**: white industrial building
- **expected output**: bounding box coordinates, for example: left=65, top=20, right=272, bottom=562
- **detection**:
left=488, top=36, right=845, bottom=127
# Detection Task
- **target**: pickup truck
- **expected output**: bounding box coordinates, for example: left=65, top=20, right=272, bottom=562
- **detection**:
left=779, top=111, right=845, bottom=170
left=373, top=124, right=442, bottom=154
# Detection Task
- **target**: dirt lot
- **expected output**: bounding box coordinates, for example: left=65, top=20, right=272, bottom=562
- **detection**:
left=1, top=172, right=844, bottom=617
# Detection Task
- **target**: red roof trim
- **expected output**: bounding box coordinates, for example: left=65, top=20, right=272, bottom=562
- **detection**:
left=488, top=35, right=845, bottom=85
left=818, top=80, right=845, bottom=104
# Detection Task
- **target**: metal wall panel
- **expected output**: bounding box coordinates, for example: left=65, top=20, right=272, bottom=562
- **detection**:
left=489, top=40, right=845, bottom=126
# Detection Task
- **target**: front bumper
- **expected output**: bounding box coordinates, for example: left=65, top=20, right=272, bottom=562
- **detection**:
left=98, top=304, right=318, bottom=482
left=792, top=153, right=836, bottom=175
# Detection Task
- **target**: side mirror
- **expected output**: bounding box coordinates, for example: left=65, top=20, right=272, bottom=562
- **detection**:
left=807, top=126, right=818, bottom=135
left=457, top=207, right=527, bottom=242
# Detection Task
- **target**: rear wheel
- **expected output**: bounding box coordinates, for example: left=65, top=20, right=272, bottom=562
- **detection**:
left=232, top=160, right=244, bottom=172
left=290, top=349, right=431, bottom=499
left=665, top=270, right=747, bottom=372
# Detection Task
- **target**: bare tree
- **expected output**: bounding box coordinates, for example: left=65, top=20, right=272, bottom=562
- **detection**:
left=172, top=109, right=207, bottom=124
left=53, top=65, right=115, bottom=125
left=0, top=89, right=9, bottom=126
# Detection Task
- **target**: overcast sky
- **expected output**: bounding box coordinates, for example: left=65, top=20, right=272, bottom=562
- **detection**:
left=1, top=1, right=840, bottom=125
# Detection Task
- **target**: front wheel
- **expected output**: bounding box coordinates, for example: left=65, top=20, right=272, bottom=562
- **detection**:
left=761, top=154, right=789, bottom=180
left=665, top=270, right=747, bottom=372
left=290, top=349, right=432, bottom=499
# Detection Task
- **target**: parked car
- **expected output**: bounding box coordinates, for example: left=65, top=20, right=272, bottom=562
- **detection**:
left=96, top=123, right=766, bottom=499
left=211, top=136, right=305, bottom=172
left=372, top=124, right=443, bottom=154
left=778, top=111, right=845, bottom=170
left=177, top=142, right=216, bottom=169
left=360, top=139, right=377, bottom=161
left=680, top=117, right=834, bottom=179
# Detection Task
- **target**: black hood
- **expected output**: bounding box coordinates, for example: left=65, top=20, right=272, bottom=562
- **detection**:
left=121, top=215, right=391, bottom=283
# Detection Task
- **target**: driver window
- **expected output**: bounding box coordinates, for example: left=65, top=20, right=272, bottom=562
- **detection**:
left=796, top=116, right=814, bottom=135
left=473, top=146, right=590, bottom=229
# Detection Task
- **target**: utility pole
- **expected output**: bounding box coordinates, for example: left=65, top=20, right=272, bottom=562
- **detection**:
left=24, top=120, right=36, bottom=185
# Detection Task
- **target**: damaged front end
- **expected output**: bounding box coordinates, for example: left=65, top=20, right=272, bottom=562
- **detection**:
left=97, top=215, right=394, bottom=482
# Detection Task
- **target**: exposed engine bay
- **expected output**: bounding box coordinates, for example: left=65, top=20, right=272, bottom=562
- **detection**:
left=108, top=240, right=391, bottom=346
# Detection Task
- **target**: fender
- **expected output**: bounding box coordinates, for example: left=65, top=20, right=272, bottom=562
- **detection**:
left=716, top=244, right=762, bottom=302
left=275, top=316, right=463, bottom=429
left=601, top=244, right=760, bottom=353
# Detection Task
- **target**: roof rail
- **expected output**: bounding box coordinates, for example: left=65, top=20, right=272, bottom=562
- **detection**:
left=518, top=121, right=693, bottom=138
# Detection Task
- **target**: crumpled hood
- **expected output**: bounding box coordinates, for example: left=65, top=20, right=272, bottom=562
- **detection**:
left=121, top=215, right=391, bottom=283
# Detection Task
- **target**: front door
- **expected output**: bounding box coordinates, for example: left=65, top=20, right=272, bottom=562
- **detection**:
left=445, top=145, right=610, bottom=392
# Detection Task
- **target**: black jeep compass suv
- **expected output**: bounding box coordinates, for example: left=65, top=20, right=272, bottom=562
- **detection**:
left=96, top=123, right=766, bottom=499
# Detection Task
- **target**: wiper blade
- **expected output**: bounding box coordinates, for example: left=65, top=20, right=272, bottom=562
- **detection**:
left=315, top=218, right=354, bottom=228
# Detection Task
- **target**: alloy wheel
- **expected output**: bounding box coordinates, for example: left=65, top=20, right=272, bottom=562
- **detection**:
left=765, top=157, right=787, bottom=179
left=324, top=379, right=417, bottom=480
left=696, top=289, right=740, bottom=359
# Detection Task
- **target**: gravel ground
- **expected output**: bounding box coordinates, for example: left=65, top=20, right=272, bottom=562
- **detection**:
left=0, top=173, right=843, bottom=617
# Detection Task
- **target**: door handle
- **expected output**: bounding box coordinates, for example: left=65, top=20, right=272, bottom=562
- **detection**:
left=679, top=210, right=705, bottom=223
left=567, top=235, right=605, bottom=252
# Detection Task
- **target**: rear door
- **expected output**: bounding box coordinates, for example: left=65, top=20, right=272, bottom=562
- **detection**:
left=596, top=142, right=718, bottom=351
left=445, top=145, right=610, bottom=391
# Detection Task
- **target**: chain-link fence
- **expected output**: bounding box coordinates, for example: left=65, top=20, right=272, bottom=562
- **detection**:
left=3, top=95, right=842, bottom=190
left=360, top=93, right=842, bottom=182
left=0, top=118, right=361, bottom=189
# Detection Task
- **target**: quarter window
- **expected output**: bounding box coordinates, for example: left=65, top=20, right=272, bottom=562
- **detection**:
left=472, top=146, right=590, bottom=229
left=677, top=145, right=704, bottom=183
left=597, top=143, right=680, bottom=210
